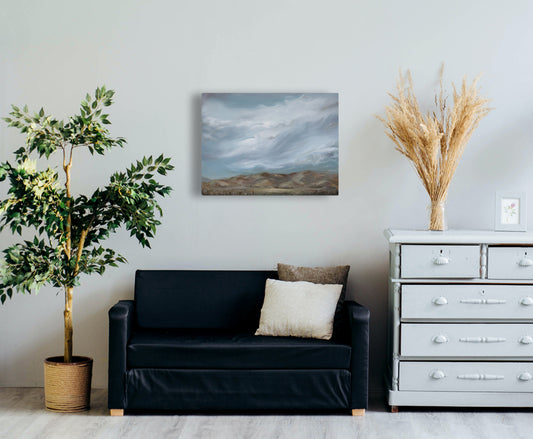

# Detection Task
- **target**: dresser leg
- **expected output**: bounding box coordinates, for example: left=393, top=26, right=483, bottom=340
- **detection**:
left=351, top=409, right=365, bottom=416
left=390, top=405, right=399, bottom=413
left=110, top=409, right=124, bottom=416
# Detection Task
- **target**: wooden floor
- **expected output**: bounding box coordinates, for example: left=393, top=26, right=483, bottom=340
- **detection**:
left=1, top=388, right=533, bottom=439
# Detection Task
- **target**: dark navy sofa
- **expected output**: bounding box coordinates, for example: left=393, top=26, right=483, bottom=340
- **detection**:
left=108, top=270, right=369, bottom=415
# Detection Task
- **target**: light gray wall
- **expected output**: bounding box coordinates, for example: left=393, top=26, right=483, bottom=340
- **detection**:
left=1, top=0, right=533, bottom=392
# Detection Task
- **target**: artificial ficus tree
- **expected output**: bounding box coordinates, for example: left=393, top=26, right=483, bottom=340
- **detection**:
left=0, top=86, right=173, bottom=362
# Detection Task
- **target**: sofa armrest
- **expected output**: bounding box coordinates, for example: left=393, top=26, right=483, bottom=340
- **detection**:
left=108, top=300, right=135, bottom=409
left=346, top=300, right=370, bottom=410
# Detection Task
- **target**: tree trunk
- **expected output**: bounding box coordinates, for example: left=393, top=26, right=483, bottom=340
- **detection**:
left=64, top=286, right=73, bottom=363
left=63, top=151, right=74, bottom=363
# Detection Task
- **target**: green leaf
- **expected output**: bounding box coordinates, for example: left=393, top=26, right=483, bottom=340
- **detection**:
left=0, top=86, right=173, bottom=308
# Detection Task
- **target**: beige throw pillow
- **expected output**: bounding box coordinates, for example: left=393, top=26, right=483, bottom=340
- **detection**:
left=277, top=263, right=350, bottom=332
left=255, top=278, right=342, bottom=340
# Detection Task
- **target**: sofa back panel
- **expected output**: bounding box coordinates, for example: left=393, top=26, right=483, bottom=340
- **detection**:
left=134, top=270, right=276, bottom=329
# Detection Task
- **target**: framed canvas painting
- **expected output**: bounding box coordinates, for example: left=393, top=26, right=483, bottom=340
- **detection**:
left=201, top=93, right=339, bottom=195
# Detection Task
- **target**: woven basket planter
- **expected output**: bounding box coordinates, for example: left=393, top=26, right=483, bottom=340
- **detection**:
left=44, top=356, right=93, bottom=412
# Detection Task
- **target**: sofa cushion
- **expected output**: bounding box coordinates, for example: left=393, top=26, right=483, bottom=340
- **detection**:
left=127, top=329, right=351, bottom=369
left=134, top=270, right=276, bottom=329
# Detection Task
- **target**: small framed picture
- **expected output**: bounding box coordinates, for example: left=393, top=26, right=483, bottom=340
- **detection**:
left=495, top=191, right=527, bottom=231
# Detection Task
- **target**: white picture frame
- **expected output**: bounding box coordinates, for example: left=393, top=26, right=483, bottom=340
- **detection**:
left=495, top=191, right=527, bottom=231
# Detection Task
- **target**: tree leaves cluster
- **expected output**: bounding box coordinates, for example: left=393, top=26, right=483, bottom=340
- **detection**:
left=0, top=86, right=173, bottom=304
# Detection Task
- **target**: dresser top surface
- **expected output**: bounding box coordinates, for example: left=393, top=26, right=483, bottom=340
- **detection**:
left=385, top=229, right=533, bottom=244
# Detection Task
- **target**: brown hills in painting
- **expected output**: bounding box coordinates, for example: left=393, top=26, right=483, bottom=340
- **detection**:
left=202, top=170, right=338, bottom=195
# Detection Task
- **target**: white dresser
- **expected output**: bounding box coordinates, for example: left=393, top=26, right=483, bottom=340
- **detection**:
left=385, top=229, right=533, bottom=410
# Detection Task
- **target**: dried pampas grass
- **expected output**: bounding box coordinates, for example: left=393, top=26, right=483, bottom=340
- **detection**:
left=378, top=67, right=491, bottom=230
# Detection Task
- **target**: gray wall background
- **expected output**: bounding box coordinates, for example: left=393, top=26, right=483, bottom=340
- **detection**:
left=1, top=0, right=533, bottom=393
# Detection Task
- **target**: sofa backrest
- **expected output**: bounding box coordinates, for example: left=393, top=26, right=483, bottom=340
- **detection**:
left=134, top=270, right=277, bottom=329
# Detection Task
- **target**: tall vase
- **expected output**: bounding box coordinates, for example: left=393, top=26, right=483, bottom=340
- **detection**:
left=429, top=200, right=447, bottom=231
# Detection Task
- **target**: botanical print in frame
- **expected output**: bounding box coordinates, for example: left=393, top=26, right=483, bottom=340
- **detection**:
left=501, top=197, right=520, bottom=225
left=495, top=191, right=527, bottom=231
left=201, top=93, right=339, bottom=195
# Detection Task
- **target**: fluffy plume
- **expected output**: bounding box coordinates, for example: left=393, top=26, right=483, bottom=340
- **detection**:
left=378, top=67, right=491, bottom=230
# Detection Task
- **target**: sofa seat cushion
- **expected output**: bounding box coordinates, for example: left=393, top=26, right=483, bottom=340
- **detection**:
left=127, top=329, right=351, bottom=369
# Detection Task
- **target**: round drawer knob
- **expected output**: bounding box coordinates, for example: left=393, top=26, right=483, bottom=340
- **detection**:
left=518, top=258, right=533, bottom=267
left=433, top=256, right=450, bottom=265
left=518, top=372, right=533, bottom=381
left=432, top=335, right=448, bottom=344
left=519, top=336, right=533, bottom=345
left=521, top=297, right=533, bottom=306
left=430, top=370, right=446, bottom=380
left=433, top=297, right=448, bottom=306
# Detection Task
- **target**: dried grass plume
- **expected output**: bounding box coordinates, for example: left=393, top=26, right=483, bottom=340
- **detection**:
left=378, top=67, right=492, bottom=230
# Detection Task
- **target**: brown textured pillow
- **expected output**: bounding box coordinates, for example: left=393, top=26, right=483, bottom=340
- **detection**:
left=277, top=263, right=350, bottom=332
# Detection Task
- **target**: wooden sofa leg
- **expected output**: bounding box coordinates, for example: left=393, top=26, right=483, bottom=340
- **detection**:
left=110, top=409, right=124, bottom=416
left=351, top=409, right=365, bottom=416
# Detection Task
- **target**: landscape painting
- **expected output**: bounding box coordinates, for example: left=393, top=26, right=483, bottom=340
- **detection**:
left=201, top=93, right=339, bottom=195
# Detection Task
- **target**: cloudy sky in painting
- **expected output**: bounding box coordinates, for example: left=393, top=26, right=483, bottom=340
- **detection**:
left=201, top=93, right=338, bottom=180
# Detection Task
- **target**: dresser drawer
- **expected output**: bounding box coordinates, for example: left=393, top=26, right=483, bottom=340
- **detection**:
left=401, top=323, right=533, bottom=357
left=401, top=285, right=533, bottom=320
left=488, top=247, right=533, bottom=279
left=401, top=245, right=480, bottom=278
left=399, top=361, right=533, bottom=392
